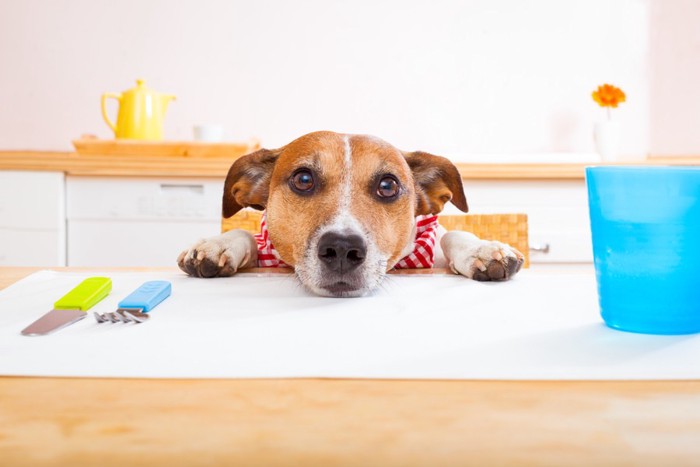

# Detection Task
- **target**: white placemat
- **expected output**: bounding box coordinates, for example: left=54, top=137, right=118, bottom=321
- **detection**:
left=0, top=269, right=698, bottom=380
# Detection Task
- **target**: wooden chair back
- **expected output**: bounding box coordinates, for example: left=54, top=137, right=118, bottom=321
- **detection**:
left=222, top=211, right=529, bottom=267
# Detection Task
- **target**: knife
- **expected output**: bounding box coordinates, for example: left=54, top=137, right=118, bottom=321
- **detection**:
left=21, top=277, right=112, bottom=336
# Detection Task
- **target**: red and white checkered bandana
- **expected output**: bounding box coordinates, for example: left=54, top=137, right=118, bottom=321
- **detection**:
left=254, top=212, right=439, bottom=269
left=255, top=212, right=290, bottom=268
left=392, top=214, right=439, bottom=269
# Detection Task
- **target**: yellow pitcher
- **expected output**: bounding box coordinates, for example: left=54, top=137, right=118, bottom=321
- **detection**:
left=101, top=79, right=175, bottom=140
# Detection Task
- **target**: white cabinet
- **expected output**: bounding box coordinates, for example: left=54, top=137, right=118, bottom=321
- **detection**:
left=443, top=179, right=593, bottom=263
left=0, top=171, right=66, bottom=266
left=62, top=175, right=592, bottom=267
left=66, top=177, right=224, bottom=266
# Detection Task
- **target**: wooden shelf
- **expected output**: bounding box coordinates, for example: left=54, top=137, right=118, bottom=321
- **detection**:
left=72, top=138, right=260, bottom=159
left=1, top=147, right=699, bottom=179
left=455, top=157, right=700, bottom=180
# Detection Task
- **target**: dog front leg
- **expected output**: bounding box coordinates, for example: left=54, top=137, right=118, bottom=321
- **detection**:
left=177, top=229, right=258, bottom=278
left=440, top=231, right=525, bottom=281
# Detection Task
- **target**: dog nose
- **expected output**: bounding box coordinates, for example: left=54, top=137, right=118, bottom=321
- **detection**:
left=317, top=232, right=367, bottom=273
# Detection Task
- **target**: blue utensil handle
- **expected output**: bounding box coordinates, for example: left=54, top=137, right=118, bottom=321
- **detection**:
left=118, top=281, right=172, bottom=313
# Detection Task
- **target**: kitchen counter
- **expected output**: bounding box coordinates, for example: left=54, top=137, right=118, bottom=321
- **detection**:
left=1, top=149, right=698, bottom=179
left=2, top=147, right=698, bottom=268
left=1, top=265, right=700, bottom=465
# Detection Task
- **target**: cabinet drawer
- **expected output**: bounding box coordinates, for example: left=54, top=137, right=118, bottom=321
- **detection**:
left=67, top=220, right=221, bottom=267
left=529, top=230, right=593, bottom=263
left=0, top=228, right=65, bottom=266
left=444, top=179, right=593, bottom=262
left=0, top=171, right=65, bottom=229
left=66, top=176, right=225, bottom=222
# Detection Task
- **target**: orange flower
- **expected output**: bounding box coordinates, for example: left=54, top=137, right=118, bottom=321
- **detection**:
left=592, top=84, right=626, bottom=108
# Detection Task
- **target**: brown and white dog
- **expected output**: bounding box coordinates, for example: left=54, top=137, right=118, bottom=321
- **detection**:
left=178, top=131, right=524, bottom=297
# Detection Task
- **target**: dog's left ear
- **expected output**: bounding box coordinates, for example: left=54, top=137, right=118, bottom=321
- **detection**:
left=222, top=148, right=280, bottom=218
left=403, top=151, right=468, bottom=216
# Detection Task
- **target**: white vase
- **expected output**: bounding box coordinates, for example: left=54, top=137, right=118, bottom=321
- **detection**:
left=593, top=121, right=620, bottom=162
left=193, top=124, right=224, bottom=142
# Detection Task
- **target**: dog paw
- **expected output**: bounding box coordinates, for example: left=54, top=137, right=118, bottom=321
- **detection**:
left=448, top=240, right=525, bottom=282
left=177, top=231, right=256, bottom=278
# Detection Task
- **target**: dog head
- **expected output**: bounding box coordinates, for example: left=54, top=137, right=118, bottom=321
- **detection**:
left=223, top=131, right=468, bottom=297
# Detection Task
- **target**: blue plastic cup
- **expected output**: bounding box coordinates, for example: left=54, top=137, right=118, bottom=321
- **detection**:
left=586, top=166, right=700, bottom=334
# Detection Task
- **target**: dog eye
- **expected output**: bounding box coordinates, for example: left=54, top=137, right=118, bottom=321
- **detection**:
left=290, top=169, right=315, bottom=193
left=376, top=176, right=399, bottom=199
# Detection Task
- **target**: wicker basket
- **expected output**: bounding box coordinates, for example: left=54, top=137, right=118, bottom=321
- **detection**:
left=222, top=211, right=529, bottom=267
left=221, top=210, right=263, bottom=235
left=438, top=214, right=529, bottom=267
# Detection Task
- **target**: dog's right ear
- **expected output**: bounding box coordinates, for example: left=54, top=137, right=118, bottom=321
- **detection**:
left=222, top=148, right=280, bottom=218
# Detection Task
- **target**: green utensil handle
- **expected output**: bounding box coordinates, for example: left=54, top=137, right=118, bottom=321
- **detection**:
left=53, top=277, right=112, bottom=311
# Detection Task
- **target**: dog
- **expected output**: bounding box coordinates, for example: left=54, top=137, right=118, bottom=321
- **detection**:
left=178, top=131, right=524, bottom=297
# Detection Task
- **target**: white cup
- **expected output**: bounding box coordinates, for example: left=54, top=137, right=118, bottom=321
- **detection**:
left=193, top=124, right=224, bottom=142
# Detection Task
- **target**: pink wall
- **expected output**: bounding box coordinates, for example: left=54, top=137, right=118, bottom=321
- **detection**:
left=4, top=1, right=697, bottom=157
left=650, top=0, right=700, bottom=156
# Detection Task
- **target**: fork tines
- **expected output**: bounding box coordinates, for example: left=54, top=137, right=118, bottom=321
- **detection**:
left=94, top=308, right=149, bottom=324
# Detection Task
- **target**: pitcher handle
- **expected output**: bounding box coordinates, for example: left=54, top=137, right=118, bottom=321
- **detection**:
left=101, top=92, right=121, bottom=134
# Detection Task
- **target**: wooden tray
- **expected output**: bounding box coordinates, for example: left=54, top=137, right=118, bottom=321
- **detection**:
left=72, top=137, right=260, bottom=158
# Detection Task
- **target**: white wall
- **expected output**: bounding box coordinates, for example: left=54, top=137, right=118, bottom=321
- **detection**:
left=650, top=0, right=700, bottom=156
left=0, top=0, right=651, bottom=158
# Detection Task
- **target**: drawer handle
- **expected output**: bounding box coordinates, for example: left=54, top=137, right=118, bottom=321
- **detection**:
left=530, top=243, right=550, bottom=254
left=159, top=184, right=204, bottom=194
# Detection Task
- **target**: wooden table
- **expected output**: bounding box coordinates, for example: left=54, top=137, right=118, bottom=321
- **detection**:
left=1, top=267, right=700, bottom=466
